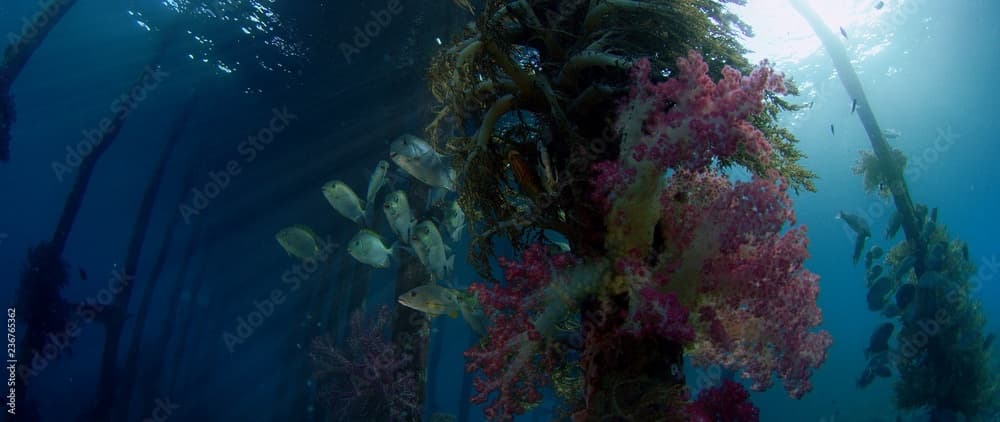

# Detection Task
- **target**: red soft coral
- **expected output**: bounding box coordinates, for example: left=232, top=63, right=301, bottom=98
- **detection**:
left=686, top=379, right=760, bottom=422
left=622, top=287, right=695, bottom=342
left=463, top=245, right=571, bottom=421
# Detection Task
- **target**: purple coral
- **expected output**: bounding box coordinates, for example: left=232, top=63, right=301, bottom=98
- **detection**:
left=686, top=379, right=760, bottom=422
left=310, top=305, right=420, bottom=421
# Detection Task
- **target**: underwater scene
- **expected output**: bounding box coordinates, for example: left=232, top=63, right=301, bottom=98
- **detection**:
left=0, top=0, right=998, bottom=421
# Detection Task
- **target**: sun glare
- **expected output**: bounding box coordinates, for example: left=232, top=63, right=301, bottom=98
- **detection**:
left=732, top=0, right=905, bottom=65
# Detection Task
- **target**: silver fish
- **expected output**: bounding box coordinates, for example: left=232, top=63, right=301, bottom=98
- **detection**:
left=347, top=229, right=394, bottom=268
left=442, top=201, right=466, bottom=242
left=398, top=284, right=461, bottom=317
left=321, top=180, right=365, bottom=224
left=389, top=134, right=456, bottom=190
left=383, top=190, right=416, bottom=243
left=837, top=211, right=870, bottom=263
left=276, top=225, right=320, bottom=259
left=458, top=293, right=487, bottom=335
left=883, top=128, right=901, bottom=139
left=366, top=160, right=390, bottom=205
left=412, top=220, right=453, bottom=281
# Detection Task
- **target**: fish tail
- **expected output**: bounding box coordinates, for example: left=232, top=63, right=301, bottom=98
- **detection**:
left=853, top=234, right=867, bottom=264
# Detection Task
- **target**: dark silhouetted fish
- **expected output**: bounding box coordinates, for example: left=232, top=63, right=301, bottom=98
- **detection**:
left=881, top=303, right=900, bottom=318
left=868, top=245, right=884, bottom=260
left=895, top=283, right=916, bottom=310
left=875, top=1, right=884, bottom=10
left=866, top=322, right=894, bottom=359
left=867, top=277, right=892, bottom=311
left=840, top=27, right=848, bottom=39
left=865, top=245, right=884, bottom=268
left=869, top=350, right=890, bottom=367
left=851, top=99, right=857, bottom=114
left=856, top=367, right=875, bottom=388
left=871, top=364, right=891, bottom=378
left=867, top=264, right=883, bottom=282
left=831, top=124, right=835, bottom=135
left=837, top=211, right=871, bottom=263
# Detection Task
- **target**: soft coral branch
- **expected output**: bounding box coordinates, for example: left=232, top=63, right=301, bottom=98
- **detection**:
left=621, top=51, right=784, bottom=172
left=310, top=306, right=420, bottom=421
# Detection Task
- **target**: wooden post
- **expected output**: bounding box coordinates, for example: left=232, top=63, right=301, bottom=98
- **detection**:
left=789, top=0, right=926, bottom=272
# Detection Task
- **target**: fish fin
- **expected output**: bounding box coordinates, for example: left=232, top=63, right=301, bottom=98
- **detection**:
left=390, top=241, right=413, bottom=261
left=446, top=254, right=454, bottom=273
left=448, top=310, right=459, bottom=318
left=459, top=305, right=487, bottom=335
left=450, top=225, right=463, bottom=242
left=853, top=235, right=867, bottom=264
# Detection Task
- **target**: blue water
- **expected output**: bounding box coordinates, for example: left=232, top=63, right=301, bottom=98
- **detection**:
left=0, top=1, right=997, bottom=421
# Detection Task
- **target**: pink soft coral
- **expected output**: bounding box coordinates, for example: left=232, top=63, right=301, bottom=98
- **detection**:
left=617, top=51, right=830, bottom=399
left=686, top=379, right=760, bottom=422
left=658, top=170, right=831, bottom=398
left=463, top=245, right=572, bottom=421
left=623, top=286, right=695, bottom=342
left=468, top=50, right=828, bottom=420
left=620, top=50, right=784, bottom=172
